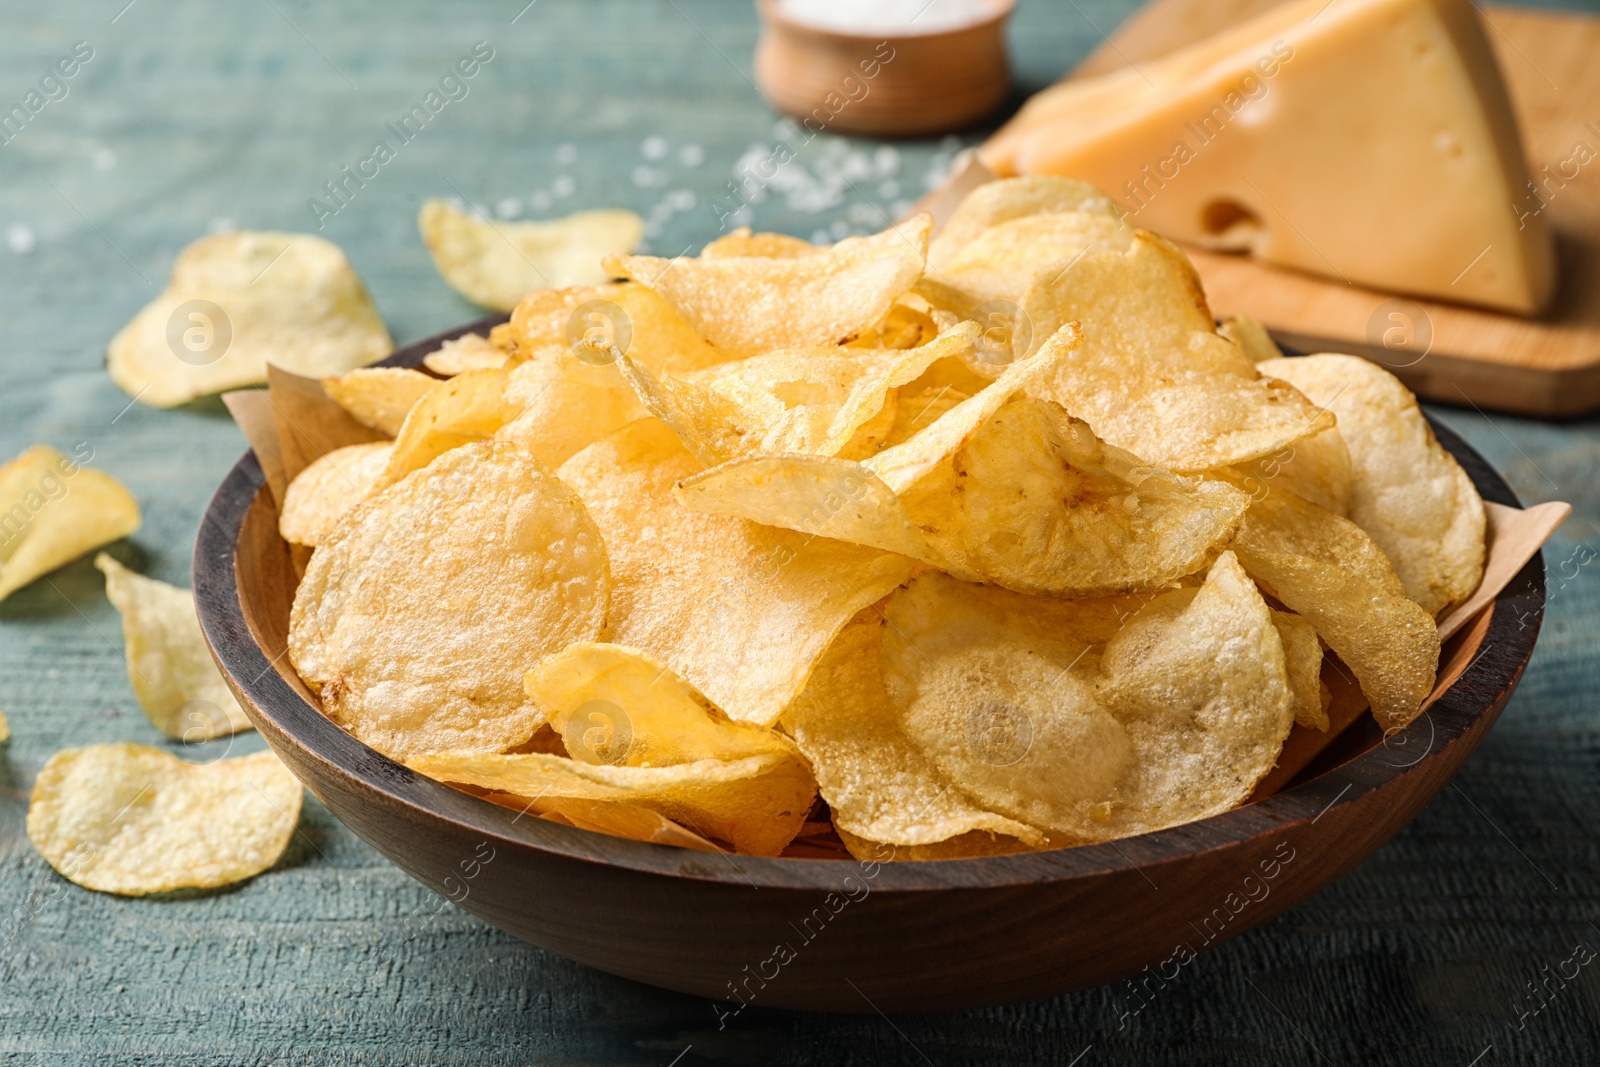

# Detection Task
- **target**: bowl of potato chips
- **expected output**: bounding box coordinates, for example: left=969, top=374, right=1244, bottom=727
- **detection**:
left=196, top=178, right=1551, bottom=1012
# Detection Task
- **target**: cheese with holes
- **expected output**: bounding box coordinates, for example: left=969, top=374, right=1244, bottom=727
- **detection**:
left=982, top=0, right=1555, bottom=315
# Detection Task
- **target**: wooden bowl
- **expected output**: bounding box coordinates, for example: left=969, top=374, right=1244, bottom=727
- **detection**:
left=194, top=319, right=1547, bottom=1014
left=753, top=0, right=1014, bottom=137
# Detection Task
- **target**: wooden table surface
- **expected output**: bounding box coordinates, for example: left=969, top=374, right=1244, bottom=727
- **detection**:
left=1, top=1, right=1598, bottom=1063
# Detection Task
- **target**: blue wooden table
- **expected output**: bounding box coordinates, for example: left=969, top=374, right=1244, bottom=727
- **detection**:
left=2, top=2, right=1599, bottom=1063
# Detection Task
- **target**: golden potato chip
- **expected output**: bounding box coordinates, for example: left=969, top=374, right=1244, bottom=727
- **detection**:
left=700, top=228, right=817, bottom=259
left=927, top=175, right=1121, bottom=268
left=489, top=791, right=722, bottom=852
left=419, top=199, right=643, bottom=312
left=0, top=710, right=8, bottom=742
left=378, top=368, right=521, bottom=489
left=557, top=419, right=911, bottom=726
left=1260, top=354, right=1486, bottom=615
left=26, top=744, right=302, bottom=896
left=617, top=323, right=980, bottom=465
left=883, top=386, right=967, bottom=448
left=95, top=554, right=253, bottom=740
left=0, top=445, right=141, bottom=602
left=1230, top=424, right=1353, bottom=516
left=846, top=299, right=939, bottom=351
left=290, top=440, right=608, bottom=760
left=508, top=281, right=726, bottom=374
left=423, top=333, right=508, bottom=376
left=896, top=397, right=1251, bottom=596
left=606, top=214, right=932, bottom=356
left=782, top=614, right=1047, bottom=856
left=1018, top=232, right=1332, bottom=471
left=675, top=338, right=1067, bottom=578
left=1229, top=485, right=1440, bottom=731
left=108, top=232, right=391, bottom=407
left=278, top=442, right=393, bottom=547
left=922, top=211, right=1134, bottom=319
left=493, top=348, right=647, bottom=470
left=882, top=553, right=1293, bottom=842
left=1272, top=610, right=1328, bottom=731
left=525, top=643, right=807, bottom=768
left=322, top=367, right=437, bottom=436
left=1220, top=314, right=1285, bottom=363
left=408, top=750, right=814, bottom=856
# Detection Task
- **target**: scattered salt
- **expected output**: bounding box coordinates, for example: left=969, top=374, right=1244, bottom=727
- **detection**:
left=679, top=144, right=705, bottom=167
left=495, top=197, right=523, bottom=219
left=551, top=175, right=575, bottom=198
left=777, top=0, right=994, bottom=34
left=7, top=223, right=36, bottom=255
left=641, top=135, right=669, bottom=161
left=554, top=143, right=578, bottom=165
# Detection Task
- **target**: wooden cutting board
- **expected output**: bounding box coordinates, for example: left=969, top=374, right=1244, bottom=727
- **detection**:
left=1052, top=0, right=1600, bottom=417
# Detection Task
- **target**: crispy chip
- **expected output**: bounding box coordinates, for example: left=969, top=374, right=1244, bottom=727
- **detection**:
left=493, top=348, right=647, bottom=470
left=897, top=397, right=1250, bottom=596
left=882, top=553, right=1292, bottom=842
left=289, top=440, right=608, bottom=759
left=922, top=211, right=1134, bottom=318
left=322, top=367, right=437, bottom=436
left=0, top=711, right=8, bottom=742
left=1230, top=424, right=1353, bottom=516
left=408, top=750, right=814, bottom=856
left=700, top=228, right=817, bottom=259
left=95, top=555, right=253, bottom=740
left=847, top=299, right=939, bottom=351
left=1220, top=314, right=1285, bottom=363
left=525, top=643, right=808, bottom=768
left=607, top=215, right=931, bottom=356
left=0, top=445, right=141, bottom=602
left=1260, top=355, right=1486, bottom=615
left=557, top=419, right=911, bottom=726
left=378, top=368, right=522, bottom=489
left=617, top=323, right=980, bottom=465
left=1229, top=485, right=1440, bottom=730
left=278, top=442, right=393, bottom=547
left=1018, top=232, right=1332, bottom=471
left=419, top=199, right=643, bottom=312
left=423, top=333, right=508, bottom=376
left=1272, top=610, right=1328, bottom=731
left=782, top=614, right=1047, bottom=856
left=928, top=175, right=1122, bottom=268
left=108, top=232, right=391, bottom=407
left=508, top=281, right=726, bottom=374
left=26, top=744, right=302, bottom=895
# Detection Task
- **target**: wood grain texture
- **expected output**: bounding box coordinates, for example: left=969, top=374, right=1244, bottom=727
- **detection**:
left=1, top=0, right=1598, bottom=1063
left=1068, top=1, right=1600, bottom=416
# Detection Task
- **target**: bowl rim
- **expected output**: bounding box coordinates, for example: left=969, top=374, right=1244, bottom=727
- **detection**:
left=194, top=316, right=1546, bottom=893
left=756, top=0, right=1016, bottom=42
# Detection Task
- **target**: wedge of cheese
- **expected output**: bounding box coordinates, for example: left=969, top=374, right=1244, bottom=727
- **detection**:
left=982, top=0, right=1555, bottom=316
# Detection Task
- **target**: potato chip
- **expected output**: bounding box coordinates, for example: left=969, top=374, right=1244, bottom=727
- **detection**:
left=1230, top=424, right=1353, bottom=516
left=26, top=744, right=302, bottom=896
left=1229, top=485, right=1440, bottom=730
left=508, top=281, right=726, bottom=374
left=882, top=384, right=966, bottom=448
left=846, top=299, right=939, bottom=351
left=0, top=711, right=10, bottom=742
left=783, top=614, right=1047, bottom=857
left=95, top=554, right=253, bottom=740
left=378, top=368, right=522, bottom=489
left=1018, top=232, right=1332, bottom=471
left=278, top=442, right=393, bottom=547
left=882, top=552, right=1293, bottom=842
left=606, top=214, right=932, bottom=356
left=617, top=323, right=980, bottom=465
left=896, top=397, right=1250, bottom=596
left=557, top=419, right=911, bottom=726
left=928, top=175, right=1122, bottom=268
left=1272, top=610, right=1328, bottom=731
left=408, top=750, right=814, bottom=856
left=493, top=348, right=647, bottom=470
left=423, top=333, right=508, bottom=376
left=1220, top=314, right=1285, bottom=363
left=0, top=445, right=141, bottom=602
left=922, top=211, right=1134, bottom=318
left=322, top=367, right=437, bottom=436
left=700, top=228, right=817, bottom=259
left=419, top=199, right=643, bottom=312
left=1260, top=354, right=1486, bottom=615
left=675, top=338, right=1067, bottom=578
left=525, top=643, right=808, bottom=769
left=290, top=440, right=608, bottom=760
left=108, top=231, right=391, bottom=407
